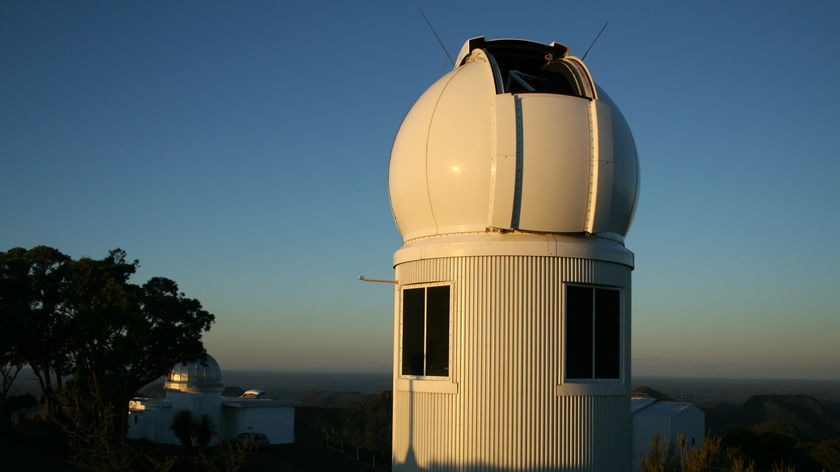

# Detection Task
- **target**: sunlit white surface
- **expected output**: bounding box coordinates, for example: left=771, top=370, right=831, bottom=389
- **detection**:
left=389, top=37, right=639, bottom=243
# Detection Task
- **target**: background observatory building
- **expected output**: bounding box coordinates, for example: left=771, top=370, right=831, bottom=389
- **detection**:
left=127, top=354, right=297, bottom=446
left=388, top=37, right=639, bottom=470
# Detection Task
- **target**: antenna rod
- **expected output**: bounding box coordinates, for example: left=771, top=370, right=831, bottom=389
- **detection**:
left=419, top=8, right=454, bottom=65
left=358, top=275, right=397, bottom=284
left=581, top=20, right=609, bottom=60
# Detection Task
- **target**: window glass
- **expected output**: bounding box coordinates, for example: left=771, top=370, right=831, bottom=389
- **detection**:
left=401, top=288, right=426, bottom=376
left=425, top=286, right=450, bottom=376
left=565, top=285, right=621, bottom=380
left=401, top=284, right=451, bottom=377
left=565, top=285, right=593, bottom=379
left=594, top=288, right=620, bottom=379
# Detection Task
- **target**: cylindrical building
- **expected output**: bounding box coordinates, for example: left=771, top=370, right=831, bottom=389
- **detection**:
left=388, top=37, right=639, bottom=471
left=164, top=354, right=224, bottom=445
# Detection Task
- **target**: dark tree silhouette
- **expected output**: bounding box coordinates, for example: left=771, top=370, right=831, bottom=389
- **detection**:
left=171, top=409, right=195, bottom=449
left=196, top=414, right=215, bottom=449
left=0, top=346, right=23, bottom=401
left=0, top=246, right=72, bottom=415
left=0, top=245, right=215, bottom=435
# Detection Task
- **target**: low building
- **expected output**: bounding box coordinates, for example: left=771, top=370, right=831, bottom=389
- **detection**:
left=631, top=397, right=705, bottom=471
left=127, top=354, right=297, bottom=445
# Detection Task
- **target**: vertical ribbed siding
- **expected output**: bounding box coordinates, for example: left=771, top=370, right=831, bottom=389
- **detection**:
left=392, top=255, right=631, bottom=471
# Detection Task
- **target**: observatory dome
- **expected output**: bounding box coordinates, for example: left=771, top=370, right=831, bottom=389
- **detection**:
left=164, top=353, right=224, bottom=394
left=389, top=37, right=639, bottom=243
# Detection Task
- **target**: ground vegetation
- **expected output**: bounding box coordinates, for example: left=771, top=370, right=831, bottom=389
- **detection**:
left=295, top=390, right=392, bottom=470
left=637, top=386, right=840, bottom=472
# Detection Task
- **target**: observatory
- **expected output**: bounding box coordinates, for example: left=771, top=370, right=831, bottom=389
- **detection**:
left=127, top=354, right=298, bottom=446
left=388, top=37, right=639, bottom=470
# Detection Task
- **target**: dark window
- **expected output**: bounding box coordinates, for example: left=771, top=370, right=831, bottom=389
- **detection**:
left=565, top=285, right=621, bottom=380
left=402, top=288, right=425, bottom=376
left=401, top=285, right=451, bottom=377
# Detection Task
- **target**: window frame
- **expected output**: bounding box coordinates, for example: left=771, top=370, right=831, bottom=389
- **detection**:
left=563, top=283, right=624, bottom=383
left=398, top=282, right=454, bottom=380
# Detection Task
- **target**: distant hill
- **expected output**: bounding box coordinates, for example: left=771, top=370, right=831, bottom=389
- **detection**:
left=291, top=390, right=376, bottom=408
left=632, top=377, right=840, bottom=404
left=736, top=394, right=840, bottom=441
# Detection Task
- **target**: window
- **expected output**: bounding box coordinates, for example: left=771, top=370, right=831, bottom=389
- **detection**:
left=565, top=285, right=621, bottom=380
left=401, top=284, right=451, bottom=377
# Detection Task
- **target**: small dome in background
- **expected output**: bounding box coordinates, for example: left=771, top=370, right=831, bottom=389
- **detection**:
left=164, top=353, right=224, bottom=394
left=240, top=389, right=269, bottom=399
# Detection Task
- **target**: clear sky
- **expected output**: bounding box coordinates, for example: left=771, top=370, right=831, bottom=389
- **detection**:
left=2, top=0, right=838, bottom=380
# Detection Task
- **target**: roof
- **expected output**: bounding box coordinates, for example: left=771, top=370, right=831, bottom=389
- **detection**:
left=632, top=398, right=701, bottom=418
left=222, top=398, right=300, bottom=408
left=631, top=397, right=657, bottom=414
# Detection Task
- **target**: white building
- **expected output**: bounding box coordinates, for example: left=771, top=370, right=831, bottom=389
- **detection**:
left=631, top=397, right=706, bottom=471
left=388, top=37, right=639, bottom=471
left=127, top=354, right=297, bottom=445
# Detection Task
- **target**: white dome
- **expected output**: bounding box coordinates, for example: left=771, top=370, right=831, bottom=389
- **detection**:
left=389, top=37, right=639, bottom=243
left=164, top=353, right=224, bottom=394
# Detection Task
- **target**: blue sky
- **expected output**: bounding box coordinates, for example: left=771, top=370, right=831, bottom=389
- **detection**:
left=2, top=0, right=838, bottom=379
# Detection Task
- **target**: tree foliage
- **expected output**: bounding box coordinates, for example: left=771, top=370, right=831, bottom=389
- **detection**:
left=55, top=373, right=138, bottom=472
left=295, top=390, right=393, bottom=468
left=0, top=245, right=214, bottom=435
left=0, top=246, right=71, bottom=412
left=809, top=437, right=840, bottom=472
left=340, top=390, right=392, bottom=455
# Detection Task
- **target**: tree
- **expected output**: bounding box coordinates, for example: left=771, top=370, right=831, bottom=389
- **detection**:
left=0, top=273, right=24, bottom=402
left=809, top=437, right=840, bottom=472
left=0, top=344, right=24, bottom=402
left=62, top=252, right=215, bottom=435
left=170, top=410, right=216, bottom=451
left=0, top=246, right=71, bottom=415
left=196, top=414, right=215, bottom=449
left=171, top=409, right=196, bottom=449
left=0, top=245, right=215, bottom=436
left=56, top=373, right=137, bottom=472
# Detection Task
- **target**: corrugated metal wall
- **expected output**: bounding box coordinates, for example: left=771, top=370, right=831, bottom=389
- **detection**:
left=393, top=255, right=631, bottom=471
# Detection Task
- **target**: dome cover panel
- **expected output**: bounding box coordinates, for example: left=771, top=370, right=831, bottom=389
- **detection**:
left=164, top=353, right=223, bottom=394
left=425, top=56, right=495, bottom=235
left=516, top=94, right=592, bottom=232
left=593, top=87, right=639, bottom=237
